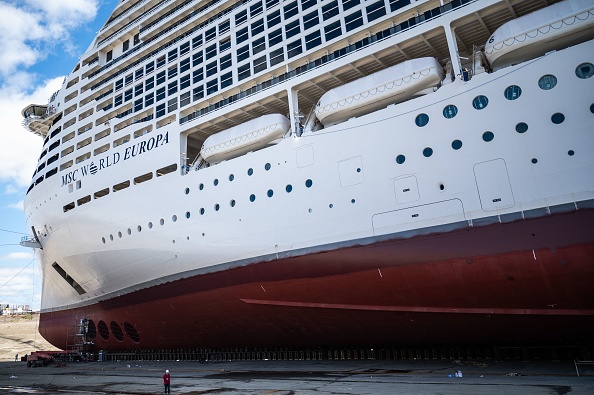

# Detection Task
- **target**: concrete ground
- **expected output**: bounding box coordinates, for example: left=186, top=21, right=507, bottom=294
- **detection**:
left=1, top=358, right=593, bottom=394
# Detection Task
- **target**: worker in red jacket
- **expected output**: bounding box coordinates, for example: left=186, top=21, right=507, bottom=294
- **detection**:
left=162, top=369, right=171, bottom=394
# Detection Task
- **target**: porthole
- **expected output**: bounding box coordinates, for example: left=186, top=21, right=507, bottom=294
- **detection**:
left=247, top=168, right=254, bottom=176
left=127, top=228, right=132, bottom=235
left=102, top=237, right=105, bottom=244
left=551, top=113, right=565, bottom=124
left=229, top=174, right=234, bottom=181
left=395, top=155, right=405, bottom=164
left=265, top=163, right=271, bottom=171
left=356, top=168, right=361, bottom=173
left=443, top=104, right=458, bottom=119
left=200, top=207, right=205, bottom=215
left=111, top=321, right=124, bottom=342
left=230, top=199, right=236, bottom=207
left=351, top=199, right=356, bottom=204
left=590, top=103, right=594, bottom=113
left=124, top=322, right=140, bottom=343
left=305, top=179, right=313, bottom=188
left=213, top=178, right=219, bottom=186
left=329, top=204, right=333, bottom=208
left=159, top=218, right=164, bottom=226
left=531, top=158, right=538, bottom=164
left=568, top=150, right=575, bottom=156
left=97, top=320, right=109, bottom=340
left=504, top=85, right=522, bottom=100
left=185, top=188, right=190, bottom=195
left=137, top=225, right=141, bottom=232
left=186, top=211, right=191, bottom=219
left=515, top=122, right=528, bottom=133
left=250, top=194, right=256, bottom=202
left=267, top=189, right=273, bottom=197
left=109, top=234, right=113, bottom=241
left=199, top=183, right=204, bottom=190
left=575, top=62, right=594, bottom=79
left=482, top=131, right=494, bottom=142
left=472, top=95, right=489, bottom=110
left=214, top=203, right=220, bottom=211
left=415, top=113, right=429, bottom=127
left=422, top=147, right=433, bottom=157
left=172, top=215, right=177, bottom=222
left=148, top=222, right=153, bottom=229
left=118, top=231, right=122, bottom=238
left=538, top=74, right=557, bottom=90
left=451, top=140, right=462, bottom=150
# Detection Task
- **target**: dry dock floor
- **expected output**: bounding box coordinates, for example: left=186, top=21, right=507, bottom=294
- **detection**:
left=1, top=358, right=593, bottom=394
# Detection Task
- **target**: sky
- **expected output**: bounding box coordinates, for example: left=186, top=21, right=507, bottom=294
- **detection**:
left=0, top=0, right=119, bottom=311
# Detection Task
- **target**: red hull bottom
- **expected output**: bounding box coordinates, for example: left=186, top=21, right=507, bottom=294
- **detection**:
left=40, top=209, right=594, bottom=350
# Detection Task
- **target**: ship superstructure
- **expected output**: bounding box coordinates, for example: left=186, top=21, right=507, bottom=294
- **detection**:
left=21, top=0, right=594, bottom=350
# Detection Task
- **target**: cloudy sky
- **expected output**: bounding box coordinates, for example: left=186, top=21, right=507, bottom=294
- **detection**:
left=0, top=0, right=118, bottom=311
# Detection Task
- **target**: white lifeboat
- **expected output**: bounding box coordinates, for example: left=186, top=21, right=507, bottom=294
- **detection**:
left=200, top=114, right=290, bottom=163
left=485, top=0, right=594, bottom=70
left=315, top=57, right=444, bottom=127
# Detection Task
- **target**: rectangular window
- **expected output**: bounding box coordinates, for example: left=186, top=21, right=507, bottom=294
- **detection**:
left=193, top=68, right=204, bottom=84
left=156, top=87, right=166, bottom=101
left=236, top=27, right=249, bottom=44
left=238, top=63, right=251, bottom=80
left=167, top=97, right=177, bottom=113
left=285, top=20, right=301, bottom=38
left=268, top=28, right=283, bottom=47
left=221, top=72, right=233, bottom=89
left=146, top=61, right=154, bottom=75
left=237, top=45, right=250, bottom=62
left=168, top=80, right=178, bottom=96
left=205, top=44, right=217, bottom=60
left=284, top=1, right=299, bottom=19
left=253, top=55, right=267, bottom=74
left=305, top=30, right=321, bottom=50
left=133, top=33, right=140, bottom=45
left=266, top=0, right=279, bottom=9
left=168, top=48, right=177, bottom=62
left=180, top=57, right=190, bottom=73
left=125, top=74, right=133, bottom=86
left=343, top=0, right=360, bottom=11
left=193, top=86, right=204, bottom=101
left=192, top=51, right=203, bottom=67
left=180, top=91, right=191, bottom=107
left=220, top=54, right=232, bottom=70
left=250, top=1, right=263, bottom=17
left=114, top=94, right=122, bottom=107
left=192, top=34, right=203, bottom=49
left=156, top=71, right=166, bottom=85
left=168, top=65, right=178, bottom=79
left=206, top=61, right=217, bottom=77
left=251, top=19, right=264, bottom=36
left=145, top=92, right=154, bottom=106
left=124, top=89, right=133, bottom=102
left=303, top=10, right=319, bottom=30
left=135, top=68, right=143, bottom=80
left=322, top=0, right=339, bottom=21
left=156, top=103, right=165, bottom=118
left=106, top=50, right=113, bottom=62
left=156, top=56, right=166, bottom=69
left=301, top=0, right=317, bottom=10
left=390, top=0, right=410, bottom=12
left=134, top=83, right=143, bottom=96
left=267, top=10, right=281, bottom=28
left=122, top=39, right=129, bottom=52
left=287, top=39, right=302, bottom=58
left=235, top=10, right=247, bottom=25
left=206, top=79, right=218, bottom=95
left=145, top=76, right=154, bottom=91
left=134, top=98, right=143, bottom=112
left=205, top=27, right=216, bottom=42
left=219, top=38, right=231, bottom=53
left=115, top=78, right=123, bottom=91
left=270, top=47, right=284, bottom=66
left=180, top=74, right=190, bottom=90
left=366, top=0, right=387, bottom=22
left=345, top=10, right=363, bottom=32
left=324, top=20, right=342, bottom=41
left=180, top=41, right=190, bottom=56
left=252, top=37, right=266, bottom=55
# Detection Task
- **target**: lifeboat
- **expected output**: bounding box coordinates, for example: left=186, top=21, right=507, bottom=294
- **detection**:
left=200, top=114, right=290, bottom=163
left=485, top=0, right=594, bottom=70
left=314, top=57, right=444, bottom=127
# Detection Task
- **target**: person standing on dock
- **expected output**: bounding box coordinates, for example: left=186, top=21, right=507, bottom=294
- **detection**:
left=162, top=369, right=171, bottom=394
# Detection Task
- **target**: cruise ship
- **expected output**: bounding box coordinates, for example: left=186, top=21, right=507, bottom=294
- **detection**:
left=21, top=0, right=594, bottom=352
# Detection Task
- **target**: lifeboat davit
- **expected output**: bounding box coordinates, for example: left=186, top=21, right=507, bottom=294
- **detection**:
left=485, top=0, right=594, bottom=70
left=315, top=57, right=444, bottom=127
left=201, top=114, right=290, bottom=163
